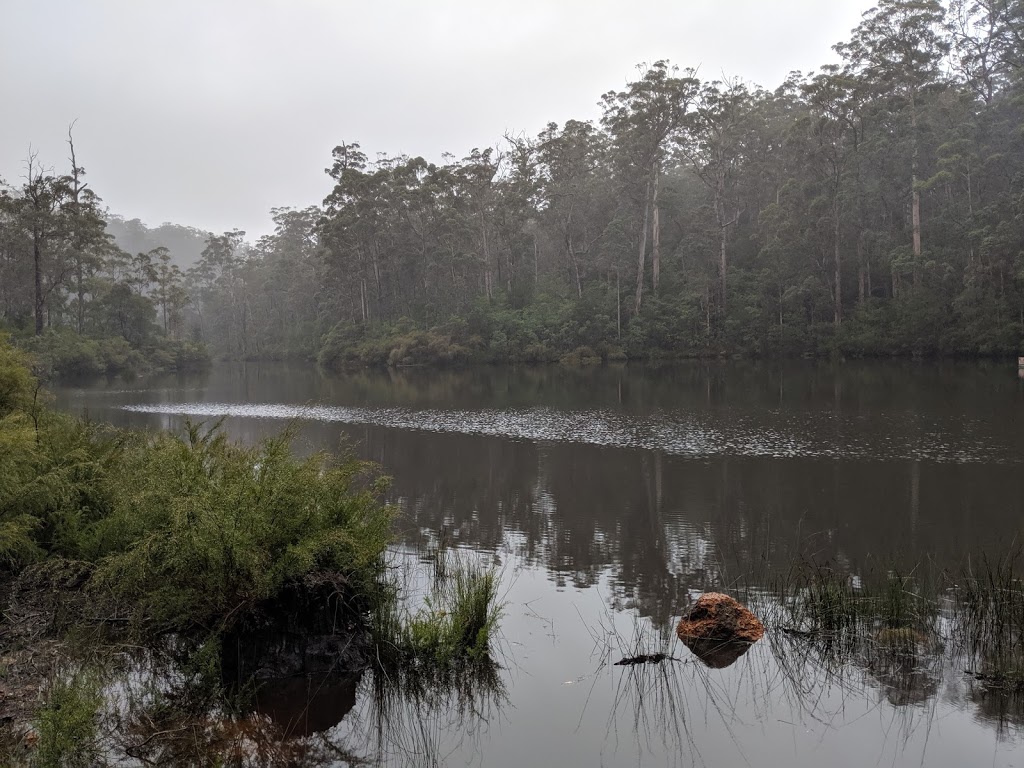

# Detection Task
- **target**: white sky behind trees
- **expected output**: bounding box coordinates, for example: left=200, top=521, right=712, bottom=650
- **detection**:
left=1, top=0, right=868, bottom=239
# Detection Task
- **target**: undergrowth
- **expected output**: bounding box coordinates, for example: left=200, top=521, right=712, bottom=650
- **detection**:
left=32, top=670, right=103, bottom=768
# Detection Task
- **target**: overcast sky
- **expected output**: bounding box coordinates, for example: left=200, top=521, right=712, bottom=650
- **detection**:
left=1, top=0, right=869, bottom=239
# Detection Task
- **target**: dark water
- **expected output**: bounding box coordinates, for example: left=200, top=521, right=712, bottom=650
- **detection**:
left=52, top=361, right=1024, bottom=766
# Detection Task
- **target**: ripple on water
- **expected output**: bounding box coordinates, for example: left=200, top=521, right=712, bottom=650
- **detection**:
left=119, top=401, right=1019, bottom=465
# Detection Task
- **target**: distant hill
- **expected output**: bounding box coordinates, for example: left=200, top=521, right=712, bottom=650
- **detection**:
left=105, top=215, right=212, bottom=271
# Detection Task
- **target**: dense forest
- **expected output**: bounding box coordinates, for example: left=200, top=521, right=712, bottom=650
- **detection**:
left=3, top=0, right=1024, bottom=374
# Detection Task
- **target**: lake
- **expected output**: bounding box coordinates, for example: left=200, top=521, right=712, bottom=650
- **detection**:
left=52, top=360, right=1024, bottom=767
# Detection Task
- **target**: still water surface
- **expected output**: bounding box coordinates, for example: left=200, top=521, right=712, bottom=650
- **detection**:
left=53, top=361, right=1024, bottom=766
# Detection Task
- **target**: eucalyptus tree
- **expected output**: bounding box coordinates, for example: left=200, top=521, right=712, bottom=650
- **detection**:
left=800, top=65, right=866, bottom=325
left=837, top=0, right=949, bottom=288
left=535, top=120, right=614, bottom=298
left=676, top=78, right=755, bottom=317
left=152, top=247, right=188, bottom=338
left=65, top=129, right=111, bottom=334
left=601, top=61, right=699, bottom=311
left=186, top=230, right=246, bottom=350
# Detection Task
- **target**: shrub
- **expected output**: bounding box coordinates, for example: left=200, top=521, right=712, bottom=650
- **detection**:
left=33, top=670, right=103, bottom=768
left=90, top=422, right=394, bottom=633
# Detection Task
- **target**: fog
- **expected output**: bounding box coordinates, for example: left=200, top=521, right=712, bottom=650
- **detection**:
left=1, top=0, right=866, bottom=237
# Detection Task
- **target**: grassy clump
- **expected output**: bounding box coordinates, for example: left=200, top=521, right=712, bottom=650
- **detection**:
left=953, top=553, right=1024, bottom=682
left=32, top=670, right=103, bottom=768
left=756, top=553, right=1024, bottom=695
left=773, top=560, right=934, bottom=644
left=374, top=554, right=503, bottom=670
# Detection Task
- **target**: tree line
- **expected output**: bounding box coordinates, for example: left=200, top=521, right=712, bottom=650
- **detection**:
left=0, top=128, right=207, bottom=375
left=4, top=0, right=1024, bottom=372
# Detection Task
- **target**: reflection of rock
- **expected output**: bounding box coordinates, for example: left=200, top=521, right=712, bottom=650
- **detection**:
left=676, top=593, right=765, bottom=668
left=680, top=638, right=756, bottom=668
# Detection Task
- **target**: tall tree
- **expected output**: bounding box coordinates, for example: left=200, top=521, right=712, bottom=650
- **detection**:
left=838, top=0, right=949, bottom=286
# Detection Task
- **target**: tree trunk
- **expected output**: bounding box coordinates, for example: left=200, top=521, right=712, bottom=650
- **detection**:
left=533, top=236, right=539, bottom=287
left=616, top=270, right=621, bottom=339
left=634, top=181, right=651, bottom=314
left=857, top=232, right=865, bottom=305
left=715, top=172, right=729, bottom=316
left=69, top=129, right=85, bottom=334
left=651, top=163, right=661, bottom=296
left=910, top=89, right=922, bottom=287
left=481, top=212, right=492, bottom=301
left=718, top=211, right=728, bottom=316
left=33, top=225, right=44, bottom=336
left=834, top=199, right=842, bottom=326
left=566, top=234, right=582, bottom=298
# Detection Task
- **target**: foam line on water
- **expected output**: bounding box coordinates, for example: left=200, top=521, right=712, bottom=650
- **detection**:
left=120, top=401, right=1016, bottom=464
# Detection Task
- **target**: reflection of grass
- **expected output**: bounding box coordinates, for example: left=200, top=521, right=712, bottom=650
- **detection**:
left=767, top=559, right=934, bottom=641
left=761, top=553, right=1024, bottom=696
left=597, top=552, right=1024, bottom=759
left=362, top=651, right=507, bottom=766
left=12, top=546, right=507, bottom=766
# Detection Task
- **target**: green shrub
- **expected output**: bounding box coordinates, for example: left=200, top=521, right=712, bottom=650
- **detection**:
left=33, top=670, right=103, bottom=768
left=0, top=334, right=35, bottom=417
left=90, top=422, right=393, bottom=633
left=559, top=346, right=602, bottom=366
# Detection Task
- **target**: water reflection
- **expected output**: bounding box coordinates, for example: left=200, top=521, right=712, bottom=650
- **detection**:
left=50, top=360, right=1024, bottom=764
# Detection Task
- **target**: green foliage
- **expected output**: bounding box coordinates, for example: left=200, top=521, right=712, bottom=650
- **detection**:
left=0, top=336, right=390, bottom=639
left=32, top=670, right=103, bottom=768
left=89, top=421, right=393, bottom=632
left=319, top=320, right=476, bottom=370
left=0, top=334, right=34, bottom=417
left=20, top=329, right=209, bottom=379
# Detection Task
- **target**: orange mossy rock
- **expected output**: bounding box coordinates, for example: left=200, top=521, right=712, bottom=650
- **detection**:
left=676, top=593, right=765, bottom=668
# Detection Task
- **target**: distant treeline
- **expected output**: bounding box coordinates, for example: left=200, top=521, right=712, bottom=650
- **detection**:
left=3, top=0, right=1024, bottom=373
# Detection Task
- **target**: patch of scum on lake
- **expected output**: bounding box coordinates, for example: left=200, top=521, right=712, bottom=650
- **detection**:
left=119, top=400, right=1020, bottom=464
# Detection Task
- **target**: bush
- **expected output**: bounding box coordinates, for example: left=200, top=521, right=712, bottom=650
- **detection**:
left=89, top=422, right=393, bottom=632
left=33, top=671, right=103, bottom=768
left=320, top=322, right=471, bottom=370
left=559, top=346, right=602, bottom=366
left=18, top=329, right=210, bottom=380
left=0, top=335, right=393, bottom=639
left=0, top=334, right=34, bottom=417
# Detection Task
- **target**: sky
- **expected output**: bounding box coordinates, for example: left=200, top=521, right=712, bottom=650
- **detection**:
left=0, top=0, right=870, bottom=240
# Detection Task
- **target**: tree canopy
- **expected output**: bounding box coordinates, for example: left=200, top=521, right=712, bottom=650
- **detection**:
left=4, top=0, right=1024, bottom=367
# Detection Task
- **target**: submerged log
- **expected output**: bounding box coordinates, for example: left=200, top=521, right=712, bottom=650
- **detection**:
left=676, top=593, right=765, bottom=668
left=614, top=652, right=668, bottom=666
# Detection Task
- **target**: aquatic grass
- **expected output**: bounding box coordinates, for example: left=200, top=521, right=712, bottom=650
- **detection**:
left=737, top=552, right=1024, bottom=703
left=949, top=551, right=1024, bottom=685
left=373, top=552, right=504, bottom=671
left=764, top=557, right=938, bottom=645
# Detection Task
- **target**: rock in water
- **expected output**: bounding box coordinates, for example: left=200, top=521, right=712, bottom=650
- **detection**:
left=676, top=593, right=765, bottom=668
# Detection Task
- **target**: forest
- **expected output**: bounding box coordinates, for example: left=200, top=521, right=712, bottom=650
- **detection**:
left=3, top=0, right=1024, bottom=374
